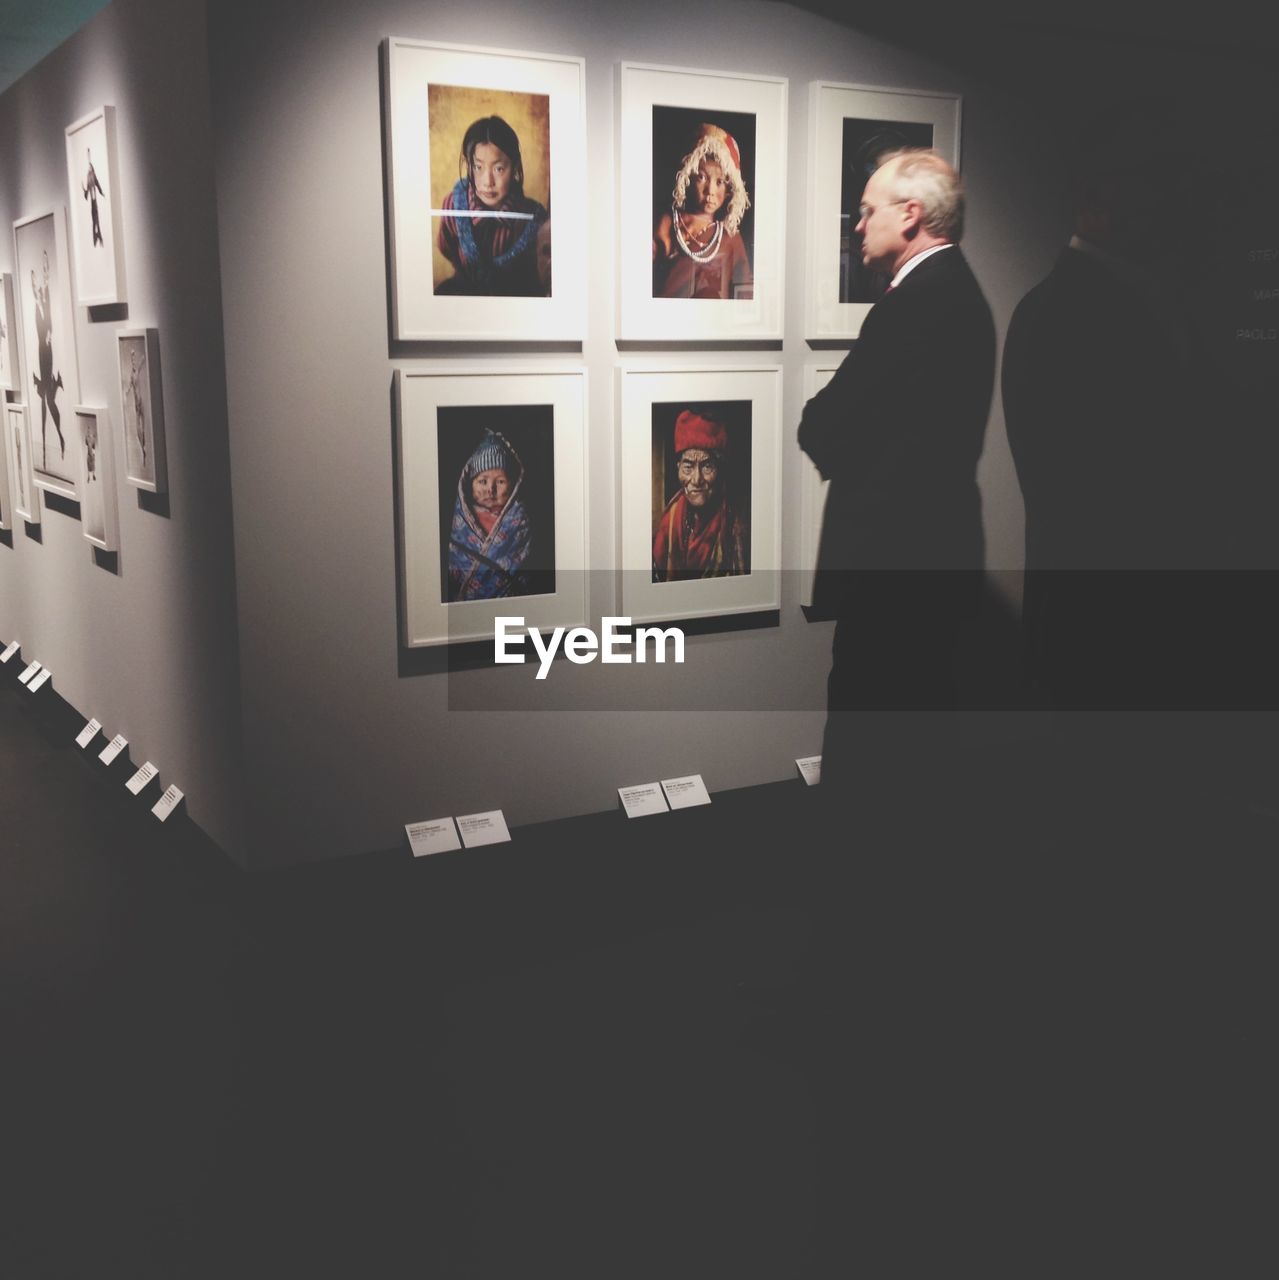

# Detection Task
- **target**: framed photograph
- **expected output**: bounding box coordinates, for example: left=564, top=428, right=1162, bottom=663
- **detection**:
left=383, top=37, right=586, bottom=342
left=619, top=63, right=787, bottom=341
left=798, top=362, right=839, bottom=607
left=5, top=404, right=41, bottom=524
left=13, top=208, right=81, bottom=499
left=116, top=328, right=166, bottom=492
left=0, top=401, right=10, bottom=532
left=619, top=365, right=782, bottom=623
left=65, top=105, right=127, bottom=307
left=74, top=405, right=118, bottom=550
left=397, top=366, right=587, bottom=647
left=0, top=273, right=18, bottom=391
left=806, top=81, right=960, bottom=340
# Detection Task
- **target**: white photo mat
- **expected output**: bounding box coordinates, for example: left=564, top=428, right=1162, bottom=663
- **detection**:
left=5, top=404, right=40, bottom=524
left=397, top=366, right=588, bottom=647
left=0, top=273, right=18, bottom=391
left=116, top=327, right=166, bottom=492
left=13, top=207, right=81, bottom=499
left=74, top=405, right=119, bottom=551
left=383, top=37, right=586, bottom=342
left=799, top=362, right=838, bottom=607
left=805, top=81, right=960, bottom=340
left=619, top=364, right=782, bottom=624
left=64, top=104, right=127, bottom=307
left=0, top=400, right=10, bottom=531
left=618, top=61, right=787, bottom=341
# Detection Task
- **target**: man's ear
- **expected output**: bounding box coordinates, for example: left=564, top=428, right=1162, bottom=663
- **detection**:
left=901, top=198, right=925, bottom=236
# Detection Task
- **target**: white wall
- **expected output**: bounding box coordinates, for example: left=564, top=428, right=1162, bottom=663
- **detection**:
left=0, top=0, right=247, bottom=860
left=207, top=0, right=1060, bottom=868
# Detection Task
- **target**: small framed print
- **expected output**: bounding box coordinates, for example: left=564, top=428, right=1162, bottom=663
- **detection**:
left=13, top=207, right=82, bottom=499
left=619, top=365, right=782, bottom=624
left=65, top=105, right=127, bottom=306
left=799, top=362, right=839, bottom=607
left=74, top=405, right=118, bottom=551
left=116, top=328, right=166, bottom=492
left=619, top=62, right=787, bottom=341
left=0, top=402, right=10, bottom=532
left=396, top=366, right=587, bottom=647
left=806, top=81, right=960, bottom=340
left=383, top=37, right=586, bottom=342
left=5, top=404, right=40, bottom=524
left=0, top=273, right=18, bottom=391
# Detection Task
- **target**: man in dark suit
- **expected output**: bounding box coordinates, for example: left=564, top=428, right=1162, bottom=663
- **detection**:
left=799, top=147, right=996, bottom=801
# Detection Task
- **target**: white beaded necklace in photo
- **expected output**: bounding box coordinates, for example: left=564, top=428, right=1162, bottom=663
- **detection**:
left=673, top=206, right=723, bottom=263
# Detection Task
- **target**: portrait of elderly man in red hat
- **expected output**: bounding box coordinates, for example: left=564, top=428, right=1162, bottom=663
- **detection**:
left=652, top=404, right=750, bottom=581
left=651, top=108, right=755, bottom=300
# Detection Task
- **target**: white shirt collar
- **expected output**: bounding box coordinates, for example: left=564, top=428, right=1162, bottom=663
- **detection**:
left=888, top=242, right=954, bottom=291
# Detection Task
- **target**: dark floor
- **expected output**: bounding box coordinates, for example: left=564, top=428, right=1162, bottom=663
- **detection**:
left=3, top=680, right=1276, bottom=1276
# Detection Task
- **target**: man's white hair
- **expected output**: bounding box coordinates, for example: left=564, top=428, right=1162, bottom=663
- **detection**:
left=878, top=148, right=965, bottom=242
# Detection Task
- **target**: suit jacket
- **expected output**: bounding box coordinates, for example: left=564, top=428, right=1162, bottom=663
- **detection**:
left=799, top=246, right=996, bottom=618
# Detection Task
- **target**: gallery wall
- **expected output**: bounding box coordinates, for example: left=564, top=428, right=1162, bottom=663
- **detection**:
left=0, top=0, right=247, bottom=860
left=206, top=0, right=1061, bottom=868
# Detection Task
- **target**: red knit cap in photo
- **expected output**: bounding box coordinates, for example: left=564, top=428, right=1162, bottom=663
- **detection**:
left=674, top=410, right=728, bottom=454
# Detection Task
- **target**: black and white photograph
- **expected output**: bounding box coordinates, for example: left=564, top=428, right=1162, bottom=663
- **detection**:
left=64, top=105, right=126, bottom=306
left=74, top=405, right=118, bottom=551
left=117, top=328, right=166, bottom=492
left=5, top=403, right=40, bottom=525
left=13, top=207, right=81, bottom=498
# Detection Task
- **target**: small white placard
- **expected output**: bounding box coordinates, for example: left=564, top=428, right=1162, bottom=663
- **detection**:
left=75, top=718, right=102, bottom=749
left=796, top=756, right=822, bottom=787
left=405, top=818, right=462, bottom=857
left=456, top=809, right=512, bottom=849
left=16, top=660, right=41, bottom=685
left=618, top=783, right=669, bottom=818
left=126, top=761, right=158, bottom=795
left=98, top=733, right=128, bottom=765
left=0, top=641, right=19, bottom=664
left=151, top=784, right=184, bottom=822
left=28, top=667, right=53, bottom=692
left=660, top=774, right=712, bottom=810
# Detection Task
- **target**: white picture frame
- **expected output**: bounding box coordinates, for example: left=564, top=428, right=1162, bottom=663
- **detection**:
left=619, top=364, right=782, bottom=624
left=798, top=362, right=839, bottom=607
left=397, top=366, right=588, bottom=647
left=116, top=327, right=166, bottom=492
left=65, top=105, right=127, bottom=307
left=805, top=81, right=960, bottom=341
left=13, top=207, right=81, bottom=499
left=74, top=405, right=118, bottom=551
left=619, top=62, right=787, bottom=341
left=0, top=273, right=18, bottom=391
left=0, top=399, right=10, bottom=532
left=383, top=37, right=586, bottom=342
left=5, top=404, right=41, bottom=524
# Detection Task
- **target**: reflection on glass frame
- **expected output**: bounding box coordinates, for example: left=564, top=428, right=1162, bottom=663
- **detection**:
left=619, top=366, right=781, bottom=623
left=0, top=273, right=18, bottom=392
left=5, top=404, right=41, bottom=525
left=13, top=207, right=82, bottom=499
left=397, top=367, right=587, bottom=647
left=74, top=405, right=119, bottom=551
left=383, top=37, right=586, bottom=342
left=799, top=363, right=838, bottom=607
left=64, top=105, right=127, bottom=307
left=116, top=328, right=167, bottom=493
left=806, top=82, right=959, bottom=340
left=619, top=62, right=787, bottom=340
